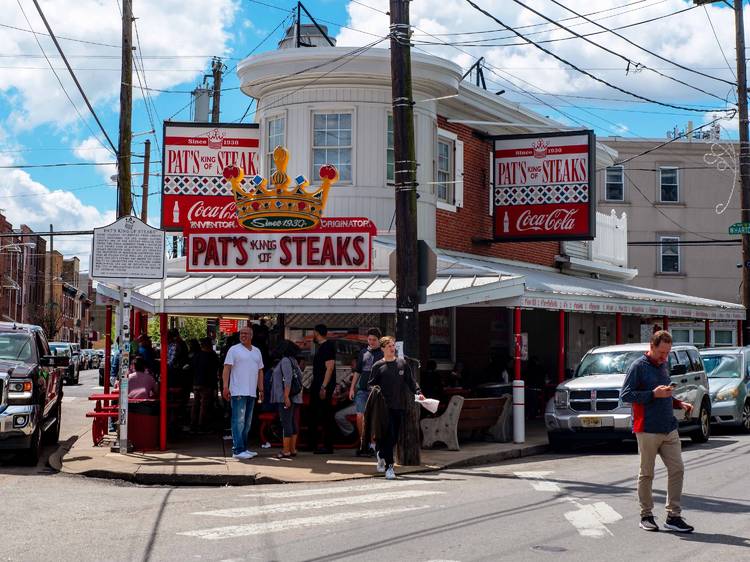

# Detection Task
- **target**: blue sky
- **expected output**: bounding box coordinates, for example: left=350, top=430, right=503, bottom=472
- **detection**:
left=0, top=0, right=743, bottom=266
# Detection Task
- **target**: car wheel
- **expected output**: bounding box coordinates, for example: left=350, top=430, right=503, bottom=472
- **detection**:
left=690, top=402, right=711, bottom=443
left=21, top=426, right=42, bottom=466
left=741, top=401, right=750, bottom=433
left=44, top=400, right=62, bottom=445
left=547, top=432, right=568, bottom=452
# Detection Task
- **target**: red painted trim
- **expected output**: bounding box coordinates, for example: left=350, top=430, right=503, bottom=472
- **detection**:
left=494, top=144, right=590, bottom=159
left=615, top=312, right=623, bottom=345
left=558, top=309, right=565, bottom=383
left=164, top=136, right=259, bottom=148
left=705, top=319, right=711, bottom=348
left=514, top=307, right=522, bottom=381
left=739, top=320, right=744, bottom=347
left=159, top=313, right=169, bottom=451
left=662, top=316, right=669, bottom=331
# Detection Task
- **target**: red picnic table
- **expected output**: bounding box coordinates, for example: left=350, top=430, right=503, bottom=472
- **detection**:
left=86, top=392, right=119, bottom=446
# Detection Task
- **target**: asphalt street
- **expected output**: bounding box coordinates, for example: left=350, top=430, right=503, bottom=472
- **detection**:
left=2, top=369, right=750, bottom=562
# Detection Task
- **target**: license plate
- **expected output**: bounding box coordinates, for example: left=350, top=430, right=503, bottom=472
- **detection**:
left=580, top=416, right=602, bottom=428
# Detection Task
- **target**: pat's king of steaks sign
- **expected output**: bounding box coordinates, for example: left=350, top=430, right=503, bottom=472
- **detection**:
left=492, top=130, right=596, bottom=241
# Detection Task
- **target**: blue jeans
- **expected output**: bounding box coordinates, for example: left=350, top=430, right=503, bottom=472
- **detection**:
left=231, top=396, right=256, bottom=455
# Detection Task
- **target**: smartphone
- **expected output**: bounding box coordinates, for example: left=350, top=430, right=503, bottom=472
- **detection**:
left=669, top=382, right=678, bottom=388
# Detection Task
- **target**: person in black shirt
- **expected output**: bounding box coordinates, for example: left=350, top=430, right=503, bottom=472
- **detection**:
left=310, top=324, right=337, bottom=454
left=190, top=337, right=220, bottom=433
left=369, top=336, right=424, bottom=480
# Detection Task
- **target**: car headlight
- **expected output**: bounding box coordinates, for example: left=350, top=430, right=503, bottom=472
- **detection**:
left=554, top=389, right=569, bottom=409
left=716, top=386, right=740, bottom=402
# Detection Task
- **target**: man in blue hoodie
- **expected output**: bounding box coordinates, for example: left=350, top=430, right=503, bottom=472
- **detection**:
left=621, top=329, right=694, bottom=533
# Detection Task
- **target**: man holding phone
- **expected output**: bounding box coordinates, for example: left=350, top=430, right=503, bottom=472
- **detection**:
left=621, top=329, right=694, bottom=533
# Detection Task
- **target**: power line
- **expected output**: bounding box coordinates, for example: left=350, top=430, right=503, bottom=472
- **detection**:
left=132, top=12, right=162, bottom=155
left=505, top=0, right=730, bottom=103
left=546, top=0, right=735, bottom=87
left=0, top=21, right=119, bottom=48
left=0, top=161, right=160, bottom=169
left=27, top=0, right=119, bottom=155
left=703, top=4, right=737, bottom=87
left=463, top=0, right=733, bottom=113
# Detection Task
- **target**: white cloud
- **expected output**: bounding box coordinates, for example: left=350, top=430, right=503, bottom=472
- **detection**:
left=73, top=136, right=117, bottom=184
left=337, top=0, right=741, bottom=127
left=0, top=152, right=115, bottom=270
left=0, top=0, right=238, bottom=131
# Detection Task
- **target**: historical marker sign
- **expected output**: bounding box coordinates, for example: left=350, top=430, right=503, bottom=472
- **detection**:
left=91, top=216, right=166, bottom=285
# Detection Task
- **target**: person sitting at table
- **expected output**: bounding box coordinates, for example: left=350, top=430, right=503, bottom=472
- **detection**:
left=127, top=356, right=159, bottom=399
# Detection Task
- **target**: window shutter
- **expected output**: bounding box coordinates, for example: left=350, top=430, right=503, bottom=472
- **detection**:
left=454, top=139, right=464, bottom=207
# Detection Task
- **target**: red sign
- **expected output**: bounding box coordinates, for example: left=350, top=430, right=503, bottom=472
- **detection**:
left=161, top=122, right=260, bottom=231
left=185, top=218, right=376, bottom=272
left=493, top=131, right=595, bottom=241
left=219, top=319, right=239, bottom=334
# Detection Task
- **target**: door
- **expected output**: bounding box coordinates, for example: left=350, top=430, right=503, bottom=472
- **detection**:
left=36, top=332, right=57, bottom=417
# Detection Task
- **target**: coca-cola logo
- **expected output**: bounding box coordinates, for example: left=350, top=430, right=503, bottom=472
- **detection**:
left=516, top=209, right=578, bottom=232
left=186, top=200, right=237, bottom=221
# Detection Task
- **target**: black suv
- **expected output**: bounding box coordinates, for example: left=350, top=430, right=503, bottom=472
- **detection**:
left=0, top=323, right=67, bottom=464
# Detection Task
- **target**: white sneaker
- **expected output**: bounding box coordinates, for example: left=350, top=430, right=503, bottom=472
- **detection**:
left=385, top=466, right=396, bottom=480
left=233, top=451, right=252, bottom=460
left=376, top=456, right=386, bottom=473
left=244, top=450, right=258, bottom=458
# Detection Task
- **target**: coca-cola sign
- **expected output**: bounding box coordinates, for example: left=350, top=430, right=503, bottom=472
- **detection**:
left=161, top=121, right=260, bottom=231
left=492, top=130, right=595, bottom=241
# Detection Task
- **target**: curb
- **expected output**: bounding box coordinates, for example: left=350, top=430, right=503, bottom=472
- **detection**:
left=55, top=442, right=549, bottom=486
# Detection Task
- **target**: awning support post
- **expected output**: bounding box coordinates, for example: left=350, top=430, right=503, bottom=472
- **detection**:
left=705, top=319, right=711, bottom=348
left=104, top=305, right=112, bottom=396
left=159, top=312, right=168, bottom=451
left=615, top=312, right=623, bottom=345
left=662, top=316, right=669, bottom=331
left=513, top=307, right=525, bottom=444
left=739, top=320, right=744, bottom=346
left=558, top=309, right=565, bottom=383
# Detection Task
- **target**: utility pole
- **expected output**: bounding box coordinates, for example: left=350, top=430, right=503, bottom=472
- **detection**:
left=735, top=1, right=750, bottom=345
left=211, top=57, right=223, bottom=124
left=390, top=0, right=420, bottom=465
left=117, top=0, right=133, bottom=218
left=141, top=139, right=150, bottom=223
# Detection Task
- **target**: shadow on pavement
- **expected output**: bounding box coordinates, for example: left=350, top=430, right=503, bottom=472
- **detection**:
left=673, top=532, right=750, bottom=548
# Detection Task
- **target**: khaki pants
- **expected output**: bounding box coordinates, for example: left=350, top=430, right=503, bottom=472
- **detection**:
left=636, top=430, right=684, bottom=517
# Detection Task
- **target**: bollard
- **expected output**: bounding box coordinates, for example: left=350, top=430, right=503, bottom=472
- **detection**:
left=512, top=379, right=525, bottom=444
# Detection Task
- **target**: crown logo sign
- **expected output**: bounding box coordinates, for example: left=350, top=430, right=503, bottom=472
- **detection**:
left=207, top=128, right=225, bottom=150
left=532, top=138, right=549, bottom=159
left=224, top=146, right=338, bottom=232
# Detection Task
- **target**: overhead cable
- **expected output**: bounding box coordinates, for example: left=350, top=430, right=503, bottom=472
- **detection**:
left=463, top=0, right=733, bottom=113
left=508, top=0, right=730, bottom=102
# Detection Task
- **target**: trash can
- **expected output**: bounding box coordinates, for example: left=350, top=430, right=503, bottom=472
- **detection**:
left=128, top=398, right=160, bottom=451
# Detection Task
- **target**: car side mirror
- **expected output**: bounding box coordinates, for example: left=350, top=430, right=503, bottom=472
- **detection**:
left=671, top=364, right=687, bottom=377
left=42, top=355, right=69, bottom=368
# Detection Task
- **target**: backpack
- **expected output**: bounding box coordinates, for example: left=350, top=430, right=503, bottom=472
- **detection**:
left=275, top=357, right=302, bottom=398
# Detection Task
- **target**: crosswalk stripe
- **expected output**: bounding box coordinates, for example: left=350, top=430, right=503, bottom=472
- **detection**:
left=240, top=479, right=426, bottom=499
left=194, top=490, right=444, bottom=519
left=62, top=396, right=77, bottom=402
left=179, top=506, right=427, bottom=540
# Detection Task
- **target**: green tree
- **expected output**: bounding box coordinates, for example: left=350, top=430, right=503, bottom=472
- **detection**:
left=147, top=316, right=209, bottom=345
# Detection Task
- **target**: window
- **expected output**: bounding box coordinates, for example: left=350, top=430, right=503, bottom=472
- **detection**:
left=605, top=166, right=624, bottom=201
left=659, top=167, right=679, bottom=202
left=266, top=116, right=285, bottom=175
left=659, top=236, right=680, bottom=273
left=312, top=112, right=352, bottom=182
left=437, top=138, right=453, bottom=203
left=687, top=349, right=703, bottom=372
left=715, top=330, right=734, bottom=345
left=386, top=114, right=394, bottom=183
left=672, top=329, right=690, bottom=344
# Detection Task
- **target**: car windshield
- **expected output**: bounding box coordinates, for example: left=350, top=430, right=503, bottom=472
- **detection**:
left=576, top=351, right=644, bottom=377
left=50, top=344, right=71, bottom=357
left=0, top=333, right=33, bottom=362
left=702, top=354, right=741, bottom=378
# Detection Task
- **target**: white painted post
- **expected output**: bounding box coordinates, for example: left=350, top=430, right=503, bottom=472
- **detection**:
left=512, top=379, right=525, bottom=444
left=118, top=287, right=132, bottom=453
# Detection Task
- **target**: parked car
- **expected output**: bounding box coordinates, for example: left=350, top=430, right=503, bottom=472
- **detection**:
left=546, top=343, right=711, bottom=449
left=49, top=342, right=78, bottom=385
left=70, top=343, right=82, bottom=370
left=700, top=347, right=750, bottom=432
left=82, top=349, right=99, bottom=370
left=0, top=322, right=67, bottom=464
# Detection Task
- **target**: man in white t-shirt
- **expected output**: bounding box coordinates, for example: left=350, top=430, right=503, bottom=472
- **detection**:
left=222, top=325, right=264, bottom=460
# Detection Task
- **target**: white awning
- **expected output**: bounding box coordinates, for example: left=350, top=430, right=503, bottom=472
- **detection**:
left=95, top=241, right=744, bottom=320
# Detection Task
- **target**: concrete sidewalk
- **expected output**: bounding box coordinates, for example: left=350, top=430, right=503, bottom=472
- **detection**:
left=52, top=425, right=549, bottom=486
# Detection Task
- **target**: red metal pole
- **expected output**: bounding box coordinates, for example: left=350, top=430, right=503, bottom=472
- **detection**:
left=615, top=313, right=623, bottom=345
left=739, top=320, right=744, bottom=347
left=558, top=310, right=565, bottom=383
left=514, top=307, right=522, bottom=381
left=159, top=312, right=168, bottom=451
left=662, top=316, right=669, bottom=331
left=104, top=305, right=112, bottom=394
left=132, top=311, right=140, bottom=339
left=705, top=319, right=711, bottom=348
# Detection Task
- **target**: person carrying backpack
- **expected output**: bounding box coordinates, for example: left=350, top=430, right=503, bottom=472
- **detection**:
left=368, top=336, right=424, bottom=480
left=270, top=340, right=304, bottom=459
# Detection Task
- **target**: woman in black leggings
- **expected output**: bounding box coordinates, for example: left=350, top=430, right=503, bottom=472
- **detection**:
left=270, top=340, right=303, bottom=458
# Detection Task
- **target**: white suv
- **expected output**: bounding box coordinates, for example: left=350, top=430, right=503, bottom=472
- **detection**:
left=546, top=343, right=711, bottom=449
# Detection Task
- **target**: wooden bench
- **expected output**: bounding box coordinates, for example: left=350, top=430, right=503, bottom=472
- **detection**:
left=420, top=395, right=512, bottom=451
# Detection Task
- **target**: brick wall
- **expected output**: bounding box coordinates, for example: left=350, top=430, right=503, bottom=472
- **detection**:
left=435, top=116, right=559, bottom=267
